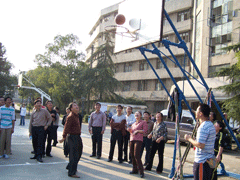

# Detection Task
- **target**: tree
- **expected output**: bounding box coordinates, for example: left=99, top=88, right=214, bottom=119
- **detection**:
left=83, top=32, right=123, bottom=111
left=0, top=42, right=17, bottom=96
left=32, top=34, right=86, bottom=112
left=215, top=42, right=240, bottom=124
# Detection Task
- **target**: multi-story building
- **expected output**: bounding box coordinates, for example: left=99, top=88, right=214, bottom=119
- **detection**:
left=86, top=0, right=239, bottom=113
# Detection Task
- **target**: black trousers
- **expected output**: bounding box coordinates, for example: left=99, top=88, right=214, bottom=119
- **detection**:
left=44, top=126, right=53, bottom=155
left=32, top=126, right=45, bottom=158
left=109, top=129, right=123, bottom=161
left=140, top=136, right=152, bottom=164
left=123, top=131, right=130, bottom=161
left=193, top=161, right=213, bottom=180
left=52, top=125, right=58, bottom=145
left=91, top=127, right=103, bottom=157
left=66, top=135, right=83, bottom=176
left=146, top=140, right=165, bottom=172
left=63, top=138, right=69, bottom=156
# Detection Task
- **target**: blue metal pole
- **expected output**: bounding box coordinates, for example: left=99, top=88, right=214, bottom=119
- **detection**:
left=137, top=47, right=175, bottom=103
left=162, top=40, right=203, bottom=103
left=169, top=128, right=177, bottom=178
left=220, top=162, right=227, bottom=175
left=151, top=44, right=196, bottom=120
left=164, top=9, right=240, bottom=150
left=159, top=50, right=204, bottom=86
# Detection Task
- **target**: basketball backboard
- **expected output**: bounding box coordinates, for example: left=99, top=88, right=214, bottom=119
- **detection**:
left=18, top=73, right=23, bottom=87
left=114, top=0, right=165, bottom=53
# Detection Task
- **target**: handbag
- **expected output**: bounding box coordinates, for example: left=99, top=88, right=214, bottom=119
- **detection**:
left=206, top=157, right=218, bottom=169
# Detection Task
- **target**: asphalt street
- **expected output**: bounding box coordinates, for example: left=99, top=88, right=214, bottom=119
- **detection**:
left=0, top=118, right=239, bottom=180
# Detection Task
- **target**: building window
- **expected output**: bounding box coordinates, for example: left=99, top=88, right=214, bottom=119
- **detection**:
left=179, top=32, right=190, bottom=42
left=114, top=64, right=119, bottom=73
left=177, top=10, right=191, bottom=22
left=138, top=80, right=147, bottom=91
left=139, top=61, right=149, bottom=71
left=155, top=80, right=163, bottom=91
left=208, top=64, right=230, bottom=77
left=175, top=55, right=190, bottom=67
left=163, top=17, right=169, bottom=26
left=124, top=63, right=132, bottom=72
left=154, top=102, right=165, bottom=113
left=123, top=81, right=131, bottom=91
left=211, top=44, right=227, bottom=56
left=156, top=59, right=165, bottom=69
left=162, top=36, right=169, bottom=41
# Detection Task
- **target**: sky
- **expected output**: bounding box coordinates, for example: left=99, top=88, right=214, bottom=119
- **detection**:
left=0, top=0, right=123, bottom=75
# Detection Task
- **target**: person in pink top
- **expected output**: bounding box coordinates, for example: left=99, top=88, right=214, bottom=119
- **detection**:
left=128, top=111, right=148, bottom=178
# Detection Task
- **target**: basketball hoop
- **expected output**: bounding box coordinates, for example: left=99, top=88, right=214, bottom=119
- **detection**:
left=105, top=25, right=139, bottom=42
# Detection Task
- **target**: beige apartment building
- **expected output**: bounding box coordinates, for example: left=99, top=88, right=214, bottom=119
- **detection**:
left=86, top=0, right=240, bottom=113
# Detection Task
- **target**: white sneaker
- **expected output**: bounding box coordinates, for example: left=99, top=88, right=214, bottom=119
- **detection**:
left=4, top=154, right=9, bottom=159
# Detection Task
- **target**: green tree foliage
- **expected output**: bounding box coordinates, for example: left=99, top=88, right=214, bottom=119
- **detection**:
left=18, top=67, right=53, bottom=105
left=0, top=42, right=17, bottom=96
left=86, top=32, right=122, bottom=102
left=215, top=42, right=240, bottom=124
left=21, top=34, right=86, bottom=112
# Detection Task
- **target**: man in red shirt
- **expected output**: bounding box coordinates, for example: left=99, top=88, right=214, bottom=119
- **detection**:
left=59, top=102, right=83, bottom=178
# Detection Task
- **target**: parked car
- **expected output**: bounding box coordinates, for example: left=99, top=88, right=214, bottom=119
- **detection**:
left=161, top=109, right=195, bottom=143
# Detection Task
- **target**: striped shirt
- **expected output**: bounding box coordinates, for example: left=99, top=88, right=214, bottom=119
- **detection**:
left=195, top=121, right=216, bottom=163
left=0, top=105, right=15, bottom=129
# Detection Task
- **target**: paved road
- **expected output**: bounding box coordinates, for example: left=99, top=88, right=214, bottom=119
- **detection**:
left=0, top=119, right=239, bottom=180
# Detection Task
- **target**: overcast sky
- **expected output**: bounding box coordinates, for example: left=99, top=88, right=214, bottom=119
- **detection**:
left=0, top=0, right=122, bottom=75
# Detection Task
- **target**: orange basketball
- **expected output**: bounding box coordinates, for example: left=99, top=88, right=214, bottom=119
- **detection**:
left=115, top=14, right=126, bottom=25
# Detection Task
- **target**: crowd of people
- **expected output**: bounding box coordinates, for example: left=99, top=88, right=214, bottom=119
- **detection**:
left=0, top=96, right=231, bottom=179
left=88, top=103, right=168, bottom=178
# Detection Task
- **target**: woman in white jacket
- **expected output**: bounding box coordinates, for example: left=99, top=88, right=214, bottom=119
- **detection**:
left=20, top=104, right=27, bottom=126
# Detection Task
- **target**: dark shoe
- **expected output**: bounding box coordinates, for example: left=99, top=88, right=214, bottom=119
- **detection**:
left=52, top=141, right=58, bottom=146
left=143, top=162, right=148, bottom=166
left=90, top=154, right=96, bottom=157
left=128, top=160, right=132, bottom=164
left=46, top=154, right=53, bottom=157
left=97, top=156, right=101, bottom=159
left=156, top=171, right=162, bottom=174
left=31, top=151, right=35, bottom=154
left=144, top=167, right=151, bottom=171
left=107, top=159, right=112, bottom=162
left=129, top=171, right=138, bottom=174
left=68, top=175, right=80, bottom=178
left=119, top=160, right=123, bottom=163
left=30, top=156, right=37, bottom=159
left=140, top=173, right=144, bottom=178
left=65, top=155, right=68, bottom=158
left=37, top=157, right=43, bottom=162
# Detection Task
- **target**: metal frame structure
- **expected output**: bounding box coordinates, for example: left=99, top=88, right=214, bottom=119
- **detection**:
left=136, top=9, right=240, bottom=179
left=18, top=73, right=51, bottom=102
